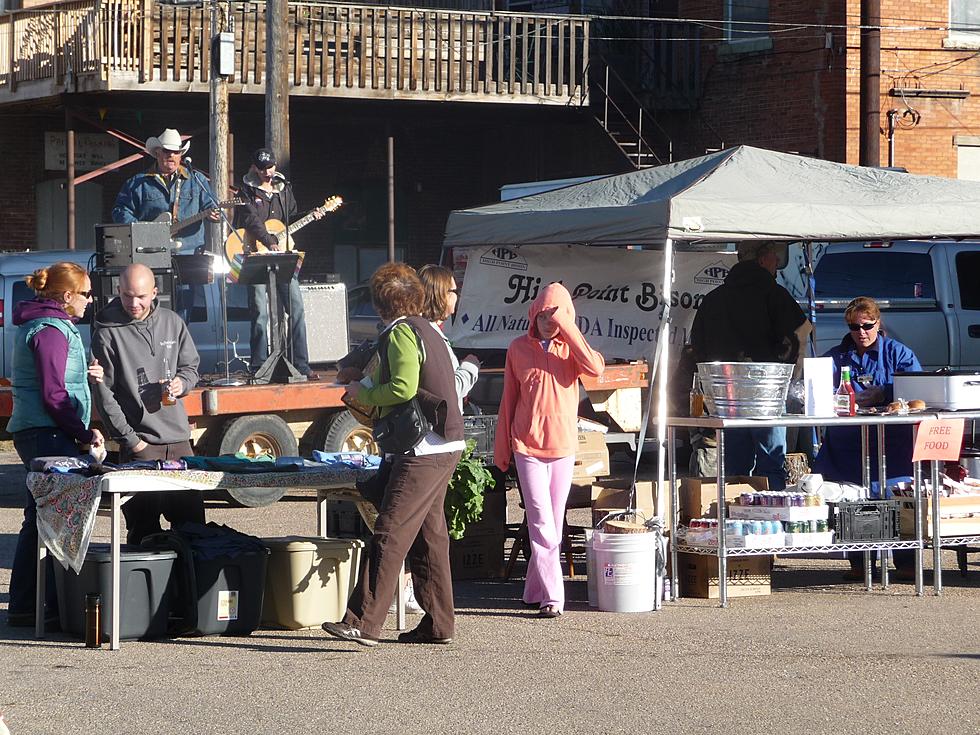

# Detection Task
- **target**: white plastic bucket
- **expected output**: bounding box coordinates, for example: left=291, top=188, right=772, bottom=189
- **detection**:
left=584, top=530, right=597, bottom=607
left=593, top=530, right=659, bottom=613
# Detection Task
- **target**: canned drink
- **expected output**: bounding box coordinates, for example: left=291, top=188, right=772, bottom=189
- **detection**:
left=809, top=519, right=819, bottom=533
left=751, top=520, right=764, bottom=535
left=740, top=492, right=753, bottom=506
left=768, top=520, right=782, bottom=535
left=729, top=520, right=744, bottom=536
left=787, top=521, right=800, bottom=534
left=817, top=519, right=829, bottom=533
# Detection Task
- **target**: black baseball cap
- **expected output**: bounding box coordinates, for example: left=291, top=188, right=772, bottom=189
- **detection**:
left=253, top=148, right=277, bottom=169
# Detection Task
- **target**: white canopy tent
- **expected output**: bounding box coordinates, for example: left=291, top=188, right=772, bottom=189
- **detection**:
left=443, top=145, right=980, bottom=516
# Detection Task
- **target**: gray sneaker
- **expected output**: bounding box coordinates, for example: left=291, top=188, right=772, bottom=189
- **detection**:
left=321, top=621, right=379, bottom=647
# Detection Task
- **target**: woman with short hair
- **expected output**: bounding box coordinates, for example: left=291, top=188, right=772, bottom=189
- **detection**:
left=323, top=262, right=464, bottom=647
left=5, top=262, right=104, bottom=627
left=814, top=296, right=921, bottom=581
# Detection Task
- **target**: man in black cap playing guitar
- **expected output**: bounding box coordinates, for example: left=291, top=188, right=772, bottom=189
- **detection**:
left=230, top=148, right=339, bottom=380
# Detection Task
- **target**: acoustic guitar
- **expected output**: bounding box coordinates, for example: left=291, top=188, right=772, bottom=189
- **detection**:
left=224, top=196, right=343, bottom=266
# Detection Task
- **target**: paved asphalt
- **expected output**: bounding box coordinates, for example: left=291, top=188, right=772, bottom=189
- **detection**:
left=0, top=450, right=978, bottom=735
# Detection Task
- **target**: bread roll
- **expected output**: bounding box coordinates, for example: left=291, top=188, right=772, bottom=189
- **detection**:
left=887, top=401, right=903, bottom=413
left=908, top=399, right=926, bottom=410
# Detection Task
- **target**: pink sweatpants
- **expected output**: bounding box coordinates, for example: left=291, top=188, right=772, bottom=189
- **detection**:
left=514, top=452, right=575, bottom=612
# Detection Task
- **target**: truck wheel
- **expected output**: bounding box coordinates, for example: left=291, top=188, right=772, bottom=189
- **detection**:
left=218, top=415, right=299, bottom=507
left=318, top=410, right=379, bottom=455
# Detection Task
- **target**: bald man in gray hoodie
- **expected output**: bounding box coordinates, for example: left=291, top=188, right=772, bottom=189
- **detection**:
left=91, top=264, right=204, bottom=543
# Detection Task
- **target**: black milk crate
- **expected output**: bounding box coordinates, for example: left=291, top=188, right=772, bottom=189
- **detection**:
left=463, top=414, right=498, bottom=463
left=835, top=499, right=900, bottom=542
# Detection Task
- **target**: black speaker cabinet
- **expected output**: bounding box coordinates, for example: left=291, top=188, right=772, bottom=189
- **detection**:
left=95, top=221, right=175, bottom=270
left=91, top=267, right=176, bottom=316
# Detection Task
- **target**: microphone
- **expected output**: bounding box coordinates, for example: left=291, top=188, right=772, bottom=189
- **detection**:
left=183, top=156, right=193, bottom=168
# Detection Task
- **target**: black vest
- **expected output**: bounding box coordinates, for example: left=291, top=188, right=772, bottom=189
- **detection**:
left=393, top=316, right=464, bottom=442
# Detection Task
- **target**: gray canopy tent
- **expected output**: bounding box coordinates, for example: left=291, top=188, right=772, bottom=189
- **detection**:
left=443, top=144, right=980, bottom=515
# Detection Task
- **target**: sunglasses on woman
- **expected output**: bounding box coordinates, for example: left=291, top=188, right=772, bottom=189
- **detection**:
left=76, top=290, right=93, bottom=298
left=847, top=321, right=877, bottom=332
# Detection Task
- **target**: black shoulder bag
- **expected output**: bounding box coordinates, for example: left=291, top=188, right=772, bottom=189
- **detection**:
left=372, top=320, right=432, bottom=455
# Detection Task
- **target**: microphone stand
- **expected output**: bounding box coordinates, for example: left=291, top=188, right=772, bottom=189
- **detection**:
left=183, top=156, right=244, bottom=387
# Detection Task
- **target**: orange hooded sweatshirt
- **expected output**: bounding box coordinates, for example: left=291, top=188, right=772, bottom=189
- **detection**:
left=494, top=282, right=605, bottom=471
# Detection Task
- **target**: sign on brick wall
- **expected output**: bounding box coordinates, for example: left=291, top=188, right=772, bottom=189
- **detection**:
left=44, top=132, right=119, bottom=172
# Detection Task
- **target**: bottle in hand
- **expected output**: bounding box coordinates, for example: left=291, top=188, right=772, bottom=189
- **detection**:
left=161, top=357, right=176, bottom=406
left=834, top=364, right=856, bottom=416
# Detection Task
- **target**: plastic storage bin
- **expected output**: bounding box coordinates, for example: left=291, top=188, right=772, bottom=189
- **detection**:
left=261, top=536, right=365, bottom=629
left=463, top=415, right=498, bottom=462
left=54, top=543, right=177, bottom=641
left=191, top=546, right=269, bottom=636
left=835, top=500, right=900, bottom=541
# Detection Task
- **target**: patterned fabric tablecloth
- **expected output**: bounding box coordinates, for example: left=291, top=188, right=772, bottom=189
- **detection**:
left=28, top=466, right=376, bottom=573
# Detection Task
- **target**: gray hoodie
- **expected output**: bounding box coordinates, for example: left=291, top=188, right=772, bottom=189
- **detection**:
left=90, top=298, right=200, bottom=450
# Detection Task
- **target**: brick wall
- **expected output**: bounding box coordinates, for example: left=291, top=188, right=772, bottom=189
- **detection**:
left=673, top=1, right=980, bottom=176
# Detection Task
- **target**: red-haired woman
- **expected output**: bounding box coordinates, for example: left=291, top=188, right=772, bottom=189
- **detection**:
left=5, top=262, right=104, bottom=627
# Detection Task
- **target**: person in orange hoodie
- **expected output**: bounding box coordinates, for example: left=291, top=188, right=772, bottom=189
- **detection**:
left=494, top=282, right=604, bottom=617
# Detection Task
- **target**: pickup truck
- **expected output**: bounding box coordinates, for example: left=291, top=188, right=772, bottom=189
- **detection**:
left=780, top=240, right=980, bottom=370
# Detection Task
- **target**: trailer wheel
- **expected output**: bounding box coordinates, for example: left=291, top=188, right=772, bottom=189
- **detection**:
left=318, top=410, right=379, bottom=455
left=217, top=415, right=299, bottom=507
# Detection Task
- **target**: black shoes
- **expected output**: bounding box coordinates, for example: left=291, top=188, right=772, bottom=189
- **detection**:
left=396, top=627, right=453, bottom=645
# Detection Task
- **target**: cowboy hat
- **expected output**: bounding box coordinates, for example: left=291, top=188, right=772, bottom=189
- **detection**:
left=145, top=128, right=190, bottom=156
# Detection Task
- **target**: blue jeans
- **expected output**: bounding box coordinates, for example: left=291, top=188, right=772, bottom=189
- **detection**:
left=723, top=426, right=787, bottom=491
left=9, top=427, right=80, bottom=616
left=249, top=278, right=310, bottom=374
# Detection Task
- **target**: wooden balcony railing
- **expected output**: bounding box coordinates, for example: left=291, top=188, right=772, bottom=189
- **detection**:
left=1, top=0, right=589, bottom=105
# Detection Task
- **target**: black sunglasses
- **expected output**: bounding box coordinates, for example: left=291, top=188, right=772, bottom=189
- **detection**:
left=449, top=288, right=460, bottom=295
left=847, top=321, right=877, bottom=332
left=77, top=290, right=93, bottom=298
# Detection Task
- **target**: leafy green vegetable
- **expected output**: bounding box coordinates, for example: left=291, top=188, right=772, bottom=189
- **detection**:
left=444, top=439, right=495, bottom=540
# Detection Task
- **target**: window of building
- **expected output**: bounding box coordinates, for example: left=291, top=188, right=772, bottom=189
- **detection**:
left=950, top=1, right=980, bottom=45
left=725, top=0, right=769, bottom=43
left=814, top=252, right=936, bottom=300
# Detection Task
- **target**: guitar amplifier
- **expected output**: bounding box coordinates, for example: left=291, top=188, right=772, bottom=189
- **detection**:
left=95, top=221, right=176, bottom=269
left=299, top=282, right=349, bottom=363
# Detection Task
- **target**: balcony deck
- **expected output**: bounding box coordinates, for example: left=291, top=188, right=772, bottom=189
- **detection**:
left=0, top=0, right=589, bottom=106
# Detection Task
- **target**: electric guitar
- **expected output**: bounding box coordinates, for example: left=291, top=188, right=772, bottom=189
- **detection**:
left=159, top=197, right=245, bottom=237
left=223, top=196, right=343, bottom=265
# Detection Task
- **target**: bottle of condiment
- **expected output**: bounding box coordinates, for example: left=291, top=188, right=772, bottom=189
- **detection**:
left=161, top=357, right=176, bottom=406
left=85, top=593, right=102, bottom=648
left=834, top=365, right=856, bottom=416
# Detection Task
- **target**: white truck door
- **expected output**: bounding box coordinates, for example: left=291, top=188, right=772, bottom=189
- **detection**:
left=949, top=246, right=980, bottom=370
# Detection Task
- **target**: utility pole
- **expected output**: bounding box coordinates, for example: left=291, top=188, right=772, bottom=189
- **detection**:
left=266, top=0, right=290, bottom=171
left=209, top=0, right=231, bottom=251
left=387, top=133, right=395, bottom=263
left=859, top=0, right=881, bottom=166
left=65, top=110, right=76, bottom=250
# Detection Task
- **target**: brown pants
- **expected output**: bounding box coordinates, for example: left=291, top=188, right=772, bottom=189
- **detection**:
left=120, top=440, right=204, bottom=544
left=344, top=450, right=461, bottom=640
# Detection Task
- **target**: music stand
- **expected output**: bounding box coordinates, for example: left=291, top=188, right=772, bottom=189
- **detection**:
left=237, top=252, right=307, bottom=385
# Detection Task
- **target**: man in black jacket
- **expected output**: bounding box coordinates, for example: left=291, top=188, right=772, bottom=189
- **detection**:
left=233, top=148, right=318, bottom=379
left=690, top=242, right=811, bottom=491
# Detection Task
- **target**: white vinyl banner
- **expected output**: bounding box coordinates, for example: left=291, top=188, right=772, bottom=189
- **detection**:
left=445, top=244, right=736, bottom=360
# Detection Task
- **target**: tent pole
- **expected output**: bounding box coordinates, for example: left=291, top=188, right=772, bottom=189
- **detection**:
left=656, top=237, right=675, bottom=520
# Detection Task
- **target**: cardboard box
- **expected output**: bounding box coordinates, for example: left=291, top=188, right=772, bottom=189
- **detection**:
left=573, top=431, right=610, bottom=479
left=898, top=494, right=980, bottom=539
left=679, top=476, right=768, bottom=524
left=677, top=552, right=771, bottom=599
left=449, top=533, right=505, bottom=580
left=462, top=490, right=508, bottom=538
left=591, top=480, right=658, bottom=526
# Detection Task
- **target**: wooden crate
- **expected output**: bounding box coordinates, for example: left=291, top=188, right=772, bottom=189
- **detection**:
left=898, top=495, right=980, bottom=539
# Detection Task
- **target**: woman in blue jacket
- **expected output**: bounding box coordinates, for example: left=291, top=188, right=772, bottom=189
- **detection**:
left=813, top=297, right=921, bottom=580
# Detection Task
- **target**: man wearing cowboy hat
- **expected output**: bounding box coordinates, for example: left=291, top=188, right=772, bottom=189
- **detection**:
left=112, top=128, right=219, bottom=251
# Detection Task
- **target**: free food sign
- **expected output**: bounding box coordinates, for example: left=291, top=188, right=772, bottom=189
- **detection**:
left=445, top=244, right=735, bottom=360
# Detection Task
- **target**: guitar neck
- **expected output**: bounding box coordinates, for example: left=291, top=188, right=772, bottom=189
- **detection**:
left=171, top=200, right=235, bottom=236
left=277, top=211, right=318, bottom=244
